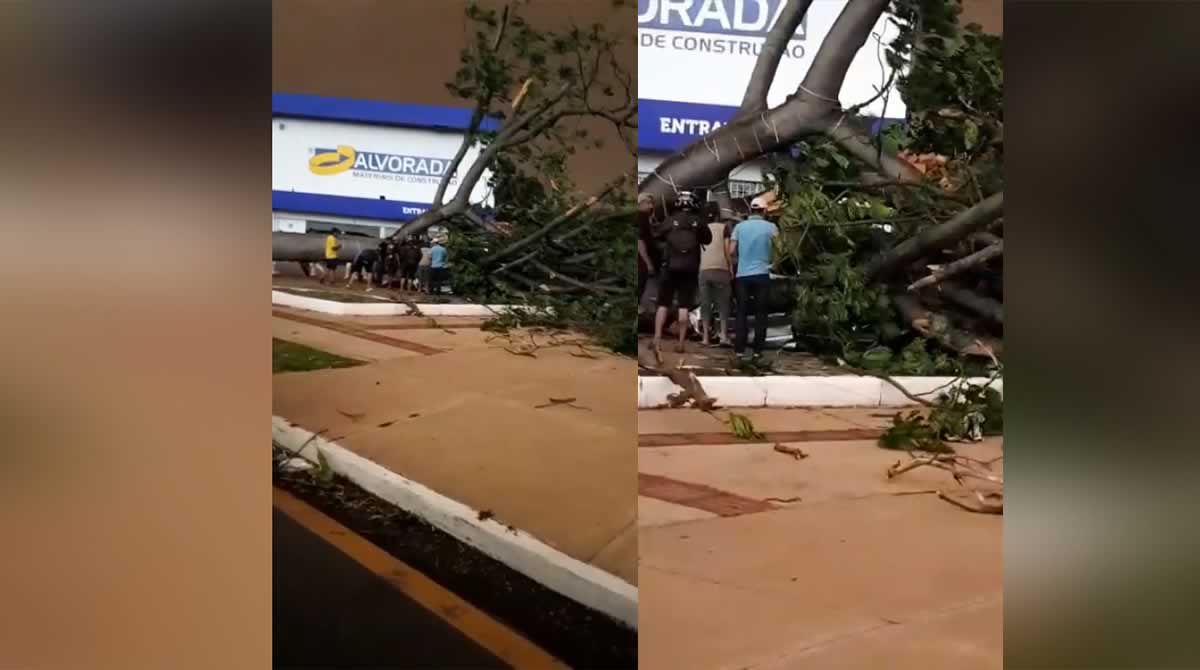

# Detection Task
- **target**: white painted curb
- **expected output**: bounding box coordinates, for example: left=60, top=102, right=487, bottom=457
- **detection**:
left=637, top=375, right=1003, bottom=409
left=272, top=290, right=524, bottom=318
left=273, top=416, right=638, bottom=630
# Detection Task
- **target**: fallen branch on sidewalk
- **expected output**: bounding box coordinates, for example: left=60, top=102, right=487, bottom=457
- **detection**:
left=773, top=443, right=809, bottom=460
left=886, top=452, right=1004, bottom=515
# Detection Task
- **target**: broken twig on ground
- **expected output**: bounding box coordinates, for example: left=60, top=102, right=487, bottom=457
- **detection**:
left=773, top=443, right=809, bottom=460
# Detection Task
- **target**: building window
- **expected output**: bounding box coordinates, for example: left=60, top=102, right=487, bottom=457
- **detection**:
left=305, top=221, right=379, bottom=238
left=727, top=180, right=763, bottom=199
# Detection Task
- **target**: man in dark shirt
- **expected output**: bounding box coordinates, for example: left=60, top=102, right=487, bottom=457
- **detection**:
left=652, top=190, right=712, bottom=359
left=398, top=239, right=423, bottom=292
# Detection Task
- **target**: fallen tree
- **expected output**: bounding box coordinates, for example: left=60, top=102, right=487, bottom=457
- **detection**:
left=408, top=2, right=637, bottom=352
left=276, top=2, right=638, bottom=352
left=638, top=0, right=1004, bottom=374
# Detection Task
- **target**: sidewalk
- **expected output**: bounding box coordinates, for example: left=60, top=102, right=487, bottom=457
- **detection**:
left=273, top=315, right=637, bottom=586
left=637, top=407, right=1002, bottom=669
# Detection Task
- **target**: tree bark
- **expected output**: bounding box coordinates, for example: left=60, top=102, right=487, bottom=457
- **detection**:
left=798, top=0, right=890, bottom=101
left=739, top=0, right=815, bottom=114
left=271, top=232, right=375, bottom=262
left=866, top=192, right=1004, bottom=282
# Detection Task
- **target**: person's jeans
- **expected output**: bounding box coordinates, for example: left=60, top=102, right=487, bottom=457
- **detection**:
left=430, top=267, right=448, bottom=294
left=734, top=273, right=771, bottom=354
left=698, top=269, right=732, bottom=335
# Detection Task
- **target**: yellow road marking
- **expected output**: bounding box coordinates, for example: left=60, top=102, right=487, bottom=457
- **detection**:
left=274, top=487, right=569, bottom=669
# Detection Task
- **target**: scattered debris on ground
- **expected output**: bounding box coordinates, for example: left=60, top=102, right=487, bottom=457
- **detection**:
left=534, top=397, right=591, bottom=411
left=887, top=452, right=1004, bottom=515
left=773, top=444, right=809, bottom=460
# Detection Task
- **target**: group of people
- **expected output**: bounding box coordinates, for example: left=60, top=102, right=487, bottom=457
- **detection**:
left=638, top=190, right=779, bottom=362
left=318, top=228, right=449, bottom=294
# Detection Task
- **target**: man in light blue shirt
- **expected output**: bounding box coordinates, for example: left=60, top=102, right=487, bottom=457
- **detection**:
left=729, top=197, right=778, bottom=358
left=429, top=238, right=449, bottom=293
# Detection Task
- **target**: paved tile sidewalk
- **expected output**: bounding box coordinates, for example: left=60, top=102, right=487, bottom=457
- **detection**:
left=274, top=321, right=638, bottom=585
left=637, top=408, right=1002, bottom=669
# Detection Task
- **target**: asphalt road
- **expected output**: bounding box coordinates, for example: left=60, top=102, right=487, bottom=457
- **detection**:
left=273, top=507, right=509, bottom=670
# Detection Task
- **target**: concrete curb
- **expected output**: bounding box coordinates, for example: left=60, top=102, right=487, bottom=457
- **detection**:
left=272, top=290, right=522, bottom=318
left=637, top=375, right=1003, bottom=409
left=272, top=416, right=639, bottom=630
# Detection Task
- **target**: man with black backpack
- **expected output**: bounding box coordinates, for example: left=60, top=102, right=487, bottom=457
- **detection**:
left=652, top=190, right=711, bottom=359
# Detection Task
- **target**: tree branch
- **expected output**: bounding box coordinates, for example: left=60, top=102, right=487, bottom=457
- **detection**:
left=527, top=259, right=621, bottom=296
left=825, top=114, right=923, bottom=182
left=739, top=0, right=815, bottom=114
left=908, top=241, right=1003, bottom=291
left=430, top=6, right=511, bottom=210
left=866, top=192, right=1004, bottom=281
left=799, top=0, right=890, bottom=102
left=482, top=177, right=625, bottom=265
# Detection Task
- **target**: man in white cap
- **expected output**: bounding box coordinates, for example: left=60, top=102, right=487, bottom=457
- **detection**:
left=729, top=196, right=778, bottom=359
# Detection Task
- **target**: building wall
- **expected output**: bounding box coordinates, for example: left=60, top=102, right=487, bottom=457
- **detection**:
left=273, top=0, right=636, bottom=194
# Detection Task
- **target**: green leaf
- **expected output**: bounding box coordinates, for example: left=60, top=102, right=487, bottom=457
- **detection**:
left=315, top=449, right=334, bottom=483
left=963, top=120, right=979, bottom=149
left=729, top=413, right=764, bottom=441
left=858, top=347, right=891, bottom=370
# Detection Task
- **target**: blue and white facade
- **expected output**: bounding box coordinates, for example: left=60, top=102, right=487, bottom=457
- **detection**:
left=272, top=93, right=497, bottom=238
left=637, top=0, right=907, bottom=197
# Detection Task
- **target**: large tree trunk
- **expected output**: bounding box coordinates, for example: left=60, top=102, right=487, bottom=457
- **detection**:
left=272, top=232, right=376, bottom=262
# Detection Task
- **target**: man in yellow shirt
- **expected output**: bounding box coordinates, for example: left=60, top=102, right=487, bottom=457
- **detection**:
left=319, top=228, right=342, bottom=285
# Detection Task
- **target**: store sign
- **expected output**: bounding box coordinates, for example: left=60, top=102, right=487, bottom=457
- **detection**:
left=639, top=98, right=737, bottom=151
left=637, top=0, right=807, bottom=42
left=308, top=145, right=456, bottom=185
left=273, top=117, right=492, bottom=217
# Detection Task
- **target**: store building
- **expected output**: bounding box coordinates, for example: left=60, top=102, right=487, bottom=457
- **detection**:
left=273, top=0, right=633, bottom=240
left=272, top=92, right=496, bottom=239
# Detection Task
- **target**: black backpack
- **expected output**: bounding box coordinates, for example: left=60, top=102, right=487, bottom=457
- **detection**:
left=662, top=214, right=702, bottom=272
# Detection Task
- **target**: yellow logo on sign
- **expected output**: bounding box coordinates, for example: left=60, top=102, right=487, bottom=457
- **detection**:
left=309, top=145, right=357, bottom=175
